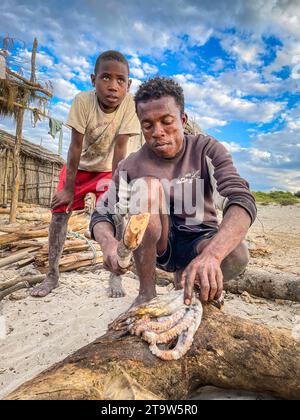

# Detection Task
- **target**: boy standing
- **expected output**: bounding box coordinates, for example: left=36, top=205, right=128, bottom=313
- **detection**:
left=31, top=51, right=141, bottom=298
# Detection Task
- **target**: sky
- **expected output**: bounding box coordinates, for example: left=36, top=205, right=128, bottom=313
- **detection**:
left=0, top=0, right=300, bottom=192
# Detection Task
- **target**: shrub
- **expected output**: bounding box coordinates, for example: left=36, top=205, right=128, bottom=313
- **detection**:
left=252, top=191, right=299, bottom=206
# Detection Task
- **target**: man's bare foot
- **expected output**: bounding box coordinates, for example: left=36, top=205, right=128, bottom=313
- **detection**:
left=30, top=276, right=58, bottom=298
left=130, top=291, right=156, bottom=309
left=108, top=273, right=125, bottom=298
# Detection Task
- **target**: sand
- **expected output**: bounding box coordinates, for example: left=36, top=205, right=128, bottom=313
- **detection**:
left=0, top=204, right=299, bottom=400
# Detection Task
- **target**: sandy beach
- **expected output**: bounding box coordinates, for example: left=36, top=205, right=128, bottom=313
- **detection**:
left=0, top=204, right=299, bottom=400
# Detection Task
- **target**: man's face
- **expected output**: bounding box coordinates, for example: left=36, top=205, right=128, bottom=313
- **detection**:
left=137, top=96, right=187, bottom=158
left=91, top=60, right=131, bottom=113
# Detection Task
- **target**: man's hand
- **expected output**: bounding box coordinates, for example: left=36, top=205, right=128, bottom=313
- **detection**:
left=51, top=188, right=74, bottom=211
left=181, top=253, right=223, bottom=305
left=102, top=238, right=128, bottom=276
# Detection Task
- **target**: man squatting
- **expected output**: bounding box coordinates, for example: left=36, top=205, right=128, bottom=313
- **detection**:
left=90, top=77, right=257, bottom=307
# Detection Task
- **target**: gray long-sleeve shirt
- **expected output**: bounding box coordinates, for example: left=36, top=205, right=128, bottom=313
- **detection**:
left=90, top=134, right=257, bottom=235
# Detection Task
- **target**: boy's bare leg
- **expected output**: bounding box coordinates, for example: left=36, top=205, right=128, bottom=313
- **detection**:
left=108, top=215, right=125, bottom=298
left=130, top=178, right=169, bottom=307
left=31, top=212, right=71, bottom=297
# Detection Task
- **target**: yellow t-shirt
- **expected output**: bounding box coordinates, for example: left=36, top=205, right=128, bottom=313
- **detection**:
left=67, top=90, right=142, bottom=172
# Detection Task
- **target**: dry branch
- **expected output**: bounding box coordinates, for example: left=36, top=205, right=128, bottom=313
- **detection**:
left=0, top=275, right=45, bottom=301
left=0, top=247, right=37, bottom=268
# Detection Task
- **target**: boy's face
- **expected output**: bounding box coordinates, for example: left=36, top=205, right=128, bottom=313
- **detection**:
left=91, top=60, right=131, bottom=113
left=137, top=96, right=187, bottom=159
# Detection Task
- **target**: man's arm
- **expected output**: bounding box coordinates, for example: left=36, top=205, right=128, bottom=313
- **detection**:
left=182, top=205, right=251, bottom=305
left=51, top=128, right=83, bottom=210
left=112, top=134, right=129, bottom=174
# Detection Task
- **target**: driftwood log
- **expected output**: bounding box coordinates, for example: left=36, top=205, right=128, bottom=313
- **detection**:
left=156, top=267, right=300, bottom=302
left=5, top=305, right=300, bottom=400
left=227, top=267, right=300, bottom=303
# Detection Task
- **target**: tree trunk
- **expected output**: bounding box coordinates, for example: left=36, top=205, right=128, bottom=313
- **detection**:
left=227, top=267, right=300, bottom=303
left=5, top=305, right=300, bottom=400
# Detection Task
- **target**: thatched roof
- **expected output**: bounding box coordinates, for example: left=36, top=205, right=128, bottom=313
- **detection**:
left=0, top=129, right=65, bottom=165
left=184, top=119, right=202, bottom=135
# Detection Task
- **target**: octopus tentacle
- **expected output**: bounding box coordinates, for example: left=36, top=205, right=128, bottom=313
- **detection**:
left=113, top=290, right=204, bottom=361
left=130, top=309, right=187, bottom=337
left=149, top=305, right=203, bottom=360
left=143, top=308, right=195, bottom=345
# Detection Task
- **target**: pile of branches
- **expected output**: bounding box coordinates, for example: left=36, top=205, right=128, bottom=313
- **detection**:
left=0, top=207, right=103, bottom=300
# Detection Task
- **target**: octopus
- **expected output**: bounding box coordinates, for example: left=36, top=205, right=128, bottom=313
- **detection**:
left=111, top=289, right=203, bottom=361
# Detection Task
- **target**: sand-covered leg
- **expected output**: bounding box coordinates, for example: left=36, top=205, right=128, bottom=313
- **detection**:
left=31, top=212, right=71, bottom=298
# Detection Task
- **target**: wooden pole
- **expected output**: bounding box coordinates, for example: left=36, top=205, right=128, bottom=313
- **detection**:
left=49, top=163, right=55, bottom=207
left=3, top=149, right=10, bottom=207
left=36, top=162, right=40, bottom=205
left=23, top=157, right=27, bottom=202
left=9, top=39, right=38, bottom=223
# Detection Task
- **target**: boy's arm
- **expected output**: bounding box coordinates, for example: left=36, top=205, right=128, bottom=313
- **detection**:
left=51, top=128, right=84, bottom=210
left=112, top=134, right=129, bottom=174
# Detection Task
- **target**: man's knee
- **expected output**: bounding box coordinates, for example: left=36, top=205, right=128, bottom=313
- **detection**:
left=222, top=241, right=249, bottom=281
left=130, top=177, right=166, bottom=215
left=144, top=215, right=163, bottom=243
left=231, top=242, right=250, bottom=268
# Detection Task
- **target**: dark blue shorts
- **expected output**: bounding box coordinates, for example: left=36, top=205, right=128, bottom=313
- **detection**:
left=156, top=219, right=218, bottom=273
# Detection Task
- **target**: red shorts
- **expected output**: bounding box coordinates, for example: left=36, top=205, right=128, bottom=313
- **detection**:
left=52, top=165, right=112, bottom=213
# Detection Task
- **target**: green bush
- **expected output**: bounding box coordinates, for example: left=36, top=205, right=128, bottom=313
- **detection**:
left=294, top=191, right=300, bottom=199
left=252, top=191, right=299, bottom=206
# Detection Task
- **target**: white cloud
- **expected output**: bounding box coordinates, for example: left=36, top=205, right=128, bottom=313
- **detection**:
left=51, top=78, right=80, bottom=101
left=250, top=148, right=271, bottom=162
left=143, top=63, right=158, bottom=75
left=131, top=67, right=145, bottom=79
left=221, top=141, right=244, bottom=153
left=221, top=35, right=264, bottom=65
left=194, top=116, right=227, bottom=130
left=175, top=74, right=285, bottom=127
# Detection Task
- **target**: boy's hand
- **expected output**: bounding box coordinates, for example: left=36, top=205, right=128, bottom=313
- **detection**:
left=181, top=253, right=223, bottom=305
left=51, top=188, right=74, bottom=211
left=102, top=238, right=128, bottom=276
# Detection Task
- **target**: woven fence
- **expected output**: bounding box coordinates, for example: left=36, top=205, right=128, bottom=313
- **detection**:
left=0, top=129, right=64, bottom=207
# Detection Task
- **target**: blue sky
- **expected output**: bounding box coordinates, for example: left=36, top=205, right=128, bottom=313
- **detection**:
left=0, top=0, right=300, bottom=192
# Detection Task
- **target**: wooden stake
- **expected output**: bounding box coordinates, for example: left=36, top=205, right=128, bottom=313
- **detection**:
left=3, top=149, right=10, bottom=206
left=9, top=39, right=38, bottom=223
left=49, top=163, right=55, bottom=206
